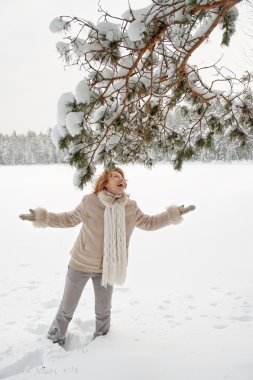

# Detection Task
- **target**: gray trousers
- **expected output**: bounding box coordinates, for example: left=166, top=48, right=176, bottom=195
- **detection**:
left=47, top=266, right=113, bottom=344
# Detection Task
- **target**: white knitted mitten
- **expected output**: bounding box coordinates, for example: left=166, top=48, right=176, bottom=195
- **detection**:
left=178, top=205, right=196, bottom=215
left=19, top=209, right=36, bottom=221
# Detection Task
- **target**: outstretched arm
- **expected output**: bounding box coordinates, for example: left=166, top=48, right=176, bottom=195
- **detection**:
left=19, top=200, right=86, bottom=228
left=135, top=203, right=196, bottom=231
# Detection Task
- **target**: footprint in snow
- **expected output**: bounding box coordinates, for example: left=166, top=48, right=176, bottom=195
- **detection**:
left=63, top=319, right=94, bottom=351
left=23, top=285, right=37, bottom=290
left=26, top=323, right=48, bottom=335
left=158, top=299, right=172, bottom=309
left=6, top=321, right=17, bottom=326
left=158, top=305, right=168, bottom=310
left=42, top=299, right=59, bottom=309
left=0, top=349, right=43, bottom=379
left=243, top=309, right=252, bottom=314
left=112, top=309, right=122, bottom=314
left=210, top=302, right=220, bottom=307
left=28, top=280, right=42, bottom=285
left=114, top=287, right=130, bottom=293
left=64, top=331, right=93, bottom=351
left=243, top=301, right=252, bottom=308
left=188, top=305, right=196, bottom=310
left=213, top=324, right=228, bottom=329
left=169, top=322, right=181, bottom=328
left=164, top=314, right=174, bottom=319
left=129, top=300, right=139, bottom=306
left=231, top=315, right=253, bottom=322
left=5, top=321, right=16, bottom=326
left=72, top=318, right=94, bottom=331
left=137, top=321, right=147, bottom=326
left=163, top=300, right=171, bottom=306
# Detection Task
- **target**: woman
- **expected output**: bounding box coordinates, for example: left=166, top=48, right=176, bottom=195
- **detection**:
left=19, top=167, right=195, bottom=346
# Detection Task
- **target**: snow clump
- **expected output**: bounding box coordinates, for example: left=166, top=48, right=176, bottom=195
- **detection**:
left=73, top=167, right=87, bottom=188
left=96, top=22, right=122, bottom=42
left=127, top=20, right=147, bottom=41
left=49, top=17, right=69, bottom=33
left=56, top=41, right=69, bottom=56
left=75, top=79, right=91, bottom=104
left=92, top=104, right=107, bottom=123
left=57, top=92, right=75, bottom=127
left=66, top=112, right=84, bottom=136
left=50, top=125, right=62, bottom=148
left=106, top=134, right=121, bottom=151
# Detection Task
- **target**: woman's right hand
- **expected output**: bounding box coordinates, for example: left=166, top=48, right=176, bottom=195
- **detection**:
left=19, top=209, right=36, bottom=221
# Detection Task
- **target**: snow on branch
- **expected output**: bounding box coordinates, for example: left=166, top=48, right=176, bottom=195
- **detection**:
left=50, top=0, right=253, bottom=188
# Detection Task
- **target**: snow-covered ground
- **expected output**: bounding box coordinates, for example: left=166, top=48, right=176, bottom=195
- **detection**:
left=0, top=162, right=253, bottom=380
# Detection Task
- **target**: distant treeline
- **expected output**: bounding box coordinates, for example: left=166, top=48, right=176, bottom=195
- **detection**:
left=0, top=129, right=252, bottom=165
left=0, top=130, right=64, bottom=165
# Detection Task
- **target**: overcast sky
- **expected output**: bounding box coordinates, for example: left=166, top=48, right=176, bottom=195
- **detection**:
left=0, top=0, right=252, bottom=135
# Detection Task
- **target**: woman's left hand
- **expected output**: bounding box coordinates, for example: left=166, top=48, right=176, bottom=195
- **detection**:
left=178, top=205, right=196, bottom=215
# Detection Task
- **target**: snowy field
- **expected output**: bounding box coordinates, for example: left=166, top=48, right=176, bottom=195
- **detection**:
left=0, top=162, right=253, bottom=380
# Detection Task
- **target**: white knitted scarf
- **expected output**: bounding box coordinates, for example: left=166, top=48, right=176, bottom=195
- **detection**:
left=98, top=190, right=129, bottom=288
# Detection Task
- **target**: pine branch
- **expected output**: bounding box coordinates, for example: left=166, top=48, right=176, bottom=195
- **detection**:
left=49, top=0, right=253, bottom=188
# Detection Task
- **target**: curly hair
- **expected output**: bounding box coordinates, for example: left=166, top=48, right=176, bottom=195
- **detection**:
left=93, top=167, right=127, bottom=193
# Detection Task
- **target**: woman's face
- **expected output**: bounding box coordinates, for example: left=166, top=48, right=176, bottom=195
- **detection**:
left=105, top=171, right=127, bottom=195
